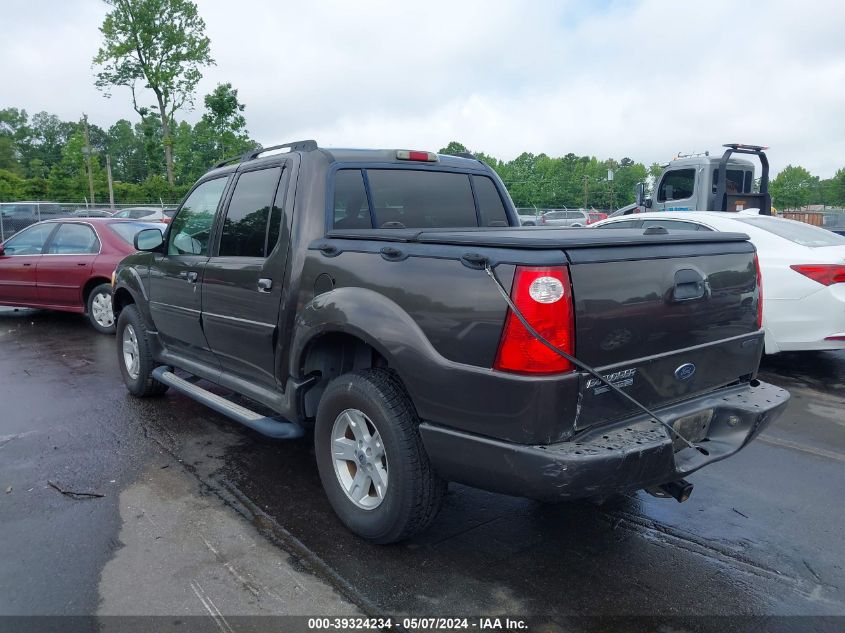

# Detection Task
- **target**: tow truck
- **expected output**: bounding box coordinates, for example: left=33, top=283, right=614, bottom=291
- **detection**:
left=615, top=143, right=773, bottom=217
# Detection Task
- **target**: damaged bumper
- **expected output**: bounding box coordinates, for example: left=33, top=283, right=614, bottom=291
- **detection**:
left=419, top=380, right=789, bottom=500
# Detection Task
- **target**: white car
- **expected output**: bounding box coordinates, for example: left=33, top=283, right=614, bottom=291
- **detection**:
left=111, top=207, right=167, bottom=221
left=591, top=211, right=845, bottom=354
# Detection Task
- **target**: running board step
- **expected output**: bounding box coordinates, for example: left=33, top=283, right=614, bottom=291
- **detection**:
left=152, top=367, right=304, bottom=439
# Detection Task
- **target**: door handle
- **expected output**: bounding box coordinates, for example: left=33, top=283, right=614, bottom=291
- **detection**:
left=257, top=278, right=273, bottom=292
left=77, top=262, right=87, bottom=266
left=179, top=270, right=199, bottom=283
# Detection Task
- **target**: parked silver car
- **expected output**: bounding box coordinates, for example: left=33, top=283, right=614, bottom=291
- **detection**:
left=518, top=213, right=538, bottom=226
left=540, top=209, right=589, bottom=227
left=111, top=207, right=168, bottom=221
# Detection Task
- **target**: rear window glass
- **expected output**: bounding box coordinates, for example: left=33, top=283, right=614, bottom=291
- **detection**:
left=108, top=222, right=167, bottom=245
left=736, top=216, right=845, bottom=247
left=366, top=170, right=477, bottom=228
left=713, top=169, right=752, bottom=194
left=333, top=170, right=372, bottom=229
left=472, top=176, right=508, bottom=226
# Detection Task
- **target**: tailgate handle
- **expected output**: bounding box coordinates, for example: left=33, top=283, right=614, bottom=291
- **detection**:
left=671, top=269, right=708, bottom=302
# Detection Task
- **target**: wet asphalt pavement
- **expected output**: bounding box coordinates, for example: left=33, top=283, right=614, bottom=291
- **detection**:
left=1, top=307, right=844, bottom=627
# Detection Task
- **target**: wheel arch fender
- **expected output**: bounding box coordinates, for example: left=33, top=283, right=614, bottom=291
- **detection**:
left=112, top=266, right=154, bottom=328
left=292, top=287, right=447, bottom=415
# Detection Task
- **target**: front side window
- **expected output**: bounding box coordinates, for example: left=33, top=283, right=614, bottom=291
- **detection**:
left=218, top=167, right=282, bottom=258
left=1, top=223, right=55, bottom=255
left=46, top=223, right=100, bottom=254
left=168, top=177, right=228, bottom=256
left=367, top=170, right=477, bottom=228
left=473, top=176, right=508, bottom=226
left=658, top=169, right=695, bottom=202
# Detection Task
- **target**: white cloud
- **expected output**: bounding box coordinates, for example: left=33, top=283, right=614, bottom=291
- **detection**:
left=2, top=0, right=844, bottom=177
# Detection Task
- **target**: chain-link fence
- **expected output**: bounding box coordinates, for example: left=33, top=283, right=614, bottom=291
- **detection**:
left=515, top=207, right=612, bottom=224
left=0, top=201, right=179, bottom=242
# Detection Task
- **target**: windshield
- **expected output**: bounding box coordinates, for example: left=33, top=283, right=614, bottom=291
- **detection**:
left=107, top=221, right=167, bottom=245
left=735, top=216, right=845, bottom=248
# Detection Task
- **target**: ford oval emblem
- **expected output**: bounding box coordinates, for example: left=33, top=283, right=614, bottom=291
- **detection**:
left=674, top=363, right=696, bottom=381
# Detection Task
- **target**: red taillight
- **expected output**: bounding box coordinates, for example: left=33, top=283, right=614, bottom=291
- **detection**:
left=493, top=266, right=575, bottom=374
left=396, top=150, right=438, bottom=162
left=789, top=264, right=845, bottom=286
left=755, top=254, right=763, bottom=329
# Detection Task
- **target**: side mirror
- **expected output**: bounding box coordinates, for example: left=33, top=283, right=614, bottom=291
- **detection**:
left=635, top=182, right=646, bottom=207
left=0, top=244, right=5, bottom=256
left=134, top=228, right=164, bottom=252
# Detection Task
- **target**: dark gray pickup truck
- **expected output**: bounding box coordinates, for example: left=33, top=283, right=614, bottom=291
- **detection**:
left=112, top=141, right=789, bottom=543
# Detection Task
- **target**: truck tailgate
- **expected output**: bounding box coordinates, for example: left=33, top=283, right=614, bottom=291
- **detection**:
left=566, top=240, right=762, bottom=427
left=322, top=226, right=763, bottom=433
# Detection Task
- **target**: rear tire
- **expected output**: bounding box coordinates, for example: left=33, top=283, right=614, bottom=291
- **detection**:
left=314, top=369, right=446, bottom=543
left=116, top=304, right=168, bottom=397
left=86, top=283, right=116, bottom=334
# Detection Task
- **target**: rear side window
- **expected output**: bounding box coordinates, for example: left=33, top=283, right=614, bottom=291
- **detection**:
left=219, top=167, right=282, bottom=258
left=641, top=219, right=707, bottom=231
left=473, top=176, right=508, bottom=226
left=333, top=169, right=372, bottom=229
left=46, top=223, right=100, bottom=254
left=266, top=170, right=289, bottom=254
left=598, top=219, right=641, bottom=229
left=736, top=217, right=845, bottom=247
left=367, top=170, right=477, bottom=228
left=658, top=169, right=695, bottom=201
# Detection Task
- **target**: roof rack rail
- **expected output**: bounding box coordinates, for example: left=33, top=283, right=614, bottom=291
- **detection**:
left=452, top=151, right=479, bottom=160
left=213, top=140, right=318, bottom=169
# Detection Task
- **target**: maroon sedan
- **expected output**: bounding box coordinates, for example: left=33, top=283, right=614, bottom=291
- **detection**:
left=0, top=219, right=165, bottom=333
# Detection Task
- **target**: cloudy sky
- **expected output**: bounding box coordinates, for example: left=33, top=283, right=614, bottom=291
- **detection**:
left=2, top=0, right=844, bottom=177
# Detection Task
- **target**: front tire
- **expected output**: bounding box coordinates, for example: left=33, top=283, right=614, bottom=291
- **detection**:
left=314, top=369, right=446, bottom=543
left=116, top=304, right=168, bottom=397
left=87, top=283, right=116, bottom=334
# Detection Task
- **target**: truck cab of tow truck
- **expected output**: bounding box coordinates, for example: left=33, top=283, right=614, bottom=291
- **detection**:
left=621, top=143, right=773, bottom=217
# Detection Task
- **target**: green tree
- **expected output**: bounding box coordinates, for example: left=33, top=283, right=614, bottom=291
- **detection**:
left=47, top=132, right=107, bottom=202
left=822, top=168, right=845, bottom=207
left=0, top=169, right=26, bottom=201
left=93, top=0, right=215, bottom=187
left=438, top=141, right=469, bottom=155
left=200, top=83, right=254, bottom=161
left=770, top=165, right=818, bottom=210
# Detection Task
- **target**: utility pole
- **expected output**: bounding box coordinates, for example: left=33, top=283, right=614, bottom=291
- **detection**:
left=82, top=114, right=95, bottom=206
left=105, top=154, right=115, bottom=210
left=583, top=175, right=589, bottom=210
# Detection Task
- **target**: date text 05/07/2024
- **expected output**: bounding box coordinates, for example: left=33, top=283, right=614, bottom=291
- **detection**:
left=307, top=617, right=529, bottom=630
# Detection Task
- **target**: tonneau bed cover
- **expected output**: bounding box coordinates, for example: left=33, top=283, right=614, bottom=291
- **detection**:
left=325, top=227, right=751, bottom=249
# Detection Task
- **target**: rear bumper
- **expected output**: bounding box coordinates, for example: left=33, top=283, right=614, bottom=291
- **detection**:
left=765, top=287, right=845, bottom=352
left=419, top=380, right=789, bottom=500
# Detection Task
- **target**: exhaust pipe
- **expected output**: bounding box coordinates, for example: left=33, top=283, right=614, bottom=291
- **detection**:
left=658, top=479, right=694, bottom=503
